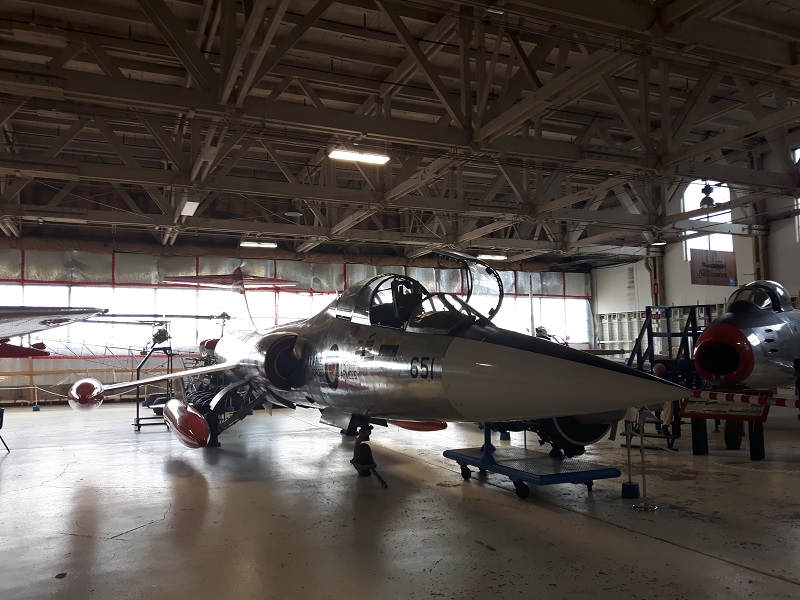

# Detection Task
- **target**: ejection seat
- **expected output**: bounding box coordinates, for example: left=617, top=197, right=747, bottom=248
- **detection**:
left=370, top=303, right=401, bottom=328
left=369, top=278, right=423, bottom=329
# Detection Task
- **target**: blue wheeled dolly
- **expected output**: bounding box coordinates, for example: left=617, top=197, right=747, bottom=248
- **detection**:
left=443, top=422, right=621, bottom=498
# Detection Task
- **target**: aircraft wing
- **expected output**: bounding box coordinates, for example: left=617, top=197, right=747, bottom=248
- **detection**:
left=0, top=306, right=108, bottom=340
left=84, top=360, right=241, bottom=398
left=69, top=359, right=241, bottom=449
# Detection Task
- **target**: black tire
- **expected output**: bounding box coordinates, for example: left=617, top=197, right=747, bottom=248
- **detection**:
left=460, top=465, right=471, bottom=481
left=358, top=469, right=372, bottom=477
left=514, top=482, right=530, bottom=499
left=724, top=421, right=744, bottom=450
left=152, top=407, right=163, bottom=416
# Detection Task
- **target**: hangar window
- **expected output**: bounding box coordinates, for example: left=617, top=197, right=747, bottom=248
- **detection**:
left=794, top=150, right=800, bottom=243
left=795, top=196, right=800, bottom=243
left=492, top=295, right=591, bottom=347
left=682, top=180, right=732, bottom=260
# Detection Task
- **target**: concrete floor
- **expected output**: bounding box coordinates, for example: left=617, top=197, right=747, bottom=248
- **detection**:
left=2, top=404, right=800, bottom=599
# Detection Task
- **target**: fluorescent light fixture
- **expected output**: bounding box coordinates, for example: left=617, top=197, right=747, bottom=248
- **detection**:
left=486, top=7, right=505, bottom=15
left=180, top=200, right=200, bottom=217
left=328, top=149, right=390, bottom=164
left=240, top=241, right=278, bottom=248
left=477, top=254, right=507, bottom=261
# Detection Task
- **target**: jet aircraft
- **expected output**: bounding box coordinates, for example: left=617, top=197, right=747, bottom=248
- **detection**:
left=69, top=254, right=686, bottom=462
left=0, top=306, right=108, bottom=357
left=694, top=280, right=800, bottom=390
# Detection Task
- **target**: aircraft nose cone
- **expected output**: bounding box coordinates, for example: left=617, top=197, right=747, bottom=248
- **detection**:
left=694, top=322, right=754, bottom=384
left=441, top=338, right=687, bottom=421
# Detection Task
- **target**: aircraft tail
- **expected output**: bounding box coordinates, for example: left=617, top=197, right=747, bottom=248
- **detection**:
left=231, top=267, right=259, bottom=331
left=162, top=266, right=298, bottom=334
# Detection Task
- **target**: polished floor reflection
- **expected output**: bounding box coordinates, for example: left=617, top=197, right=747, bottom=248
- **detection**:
left=2, top=403, right=800, bottom=599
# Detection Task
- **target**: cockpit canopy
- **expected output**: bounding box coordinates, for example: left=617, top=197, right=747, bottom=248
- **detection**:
left=330, top=255, right=503, bottom=332
left=727, top=280, right=793, bottom=313
left=332, top=274, right=428, bottom=328
left=435, top=250, right=503, bottom=320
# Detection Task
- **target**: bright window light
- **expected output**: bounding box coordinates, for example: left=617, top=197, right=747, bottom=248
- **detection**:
left=328, top=149, right=390, bottom=164
left=682, top=180, right=732, bottom=260
left=794, top=150, right=800, bottom=243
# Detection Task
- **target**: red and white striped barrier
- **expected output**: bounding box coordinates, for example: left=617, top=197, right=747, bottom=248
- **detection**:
left=690, top=389, right=800, bottom=409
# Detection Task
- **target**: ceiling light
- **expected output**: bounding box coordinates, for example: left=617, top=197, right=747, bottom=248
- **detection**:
left=285, top=199, right=304, bottom=218
left=650, top=236, right=667, bottom=247
left=477, top=254, right=507, bottom=261
left=329, top=149, right=390, bottom=164
left=240, top=240, right=278, bottom=248
left=700, top=183, right=715, bottom=209
left=180, top=200, right=200, bottom=217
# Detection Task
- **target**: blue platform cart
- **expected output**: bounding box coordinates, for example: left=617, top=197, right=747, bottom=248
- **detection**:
left=443, top=422, right=621, bottom=498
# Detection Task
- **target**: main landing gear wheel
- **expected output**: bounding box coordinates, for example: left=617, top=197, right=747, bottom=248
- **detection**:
left=460, top=465, right=472, bottom=480
left=514, top=481, right=530, bottom=499
left=586, top=482, right=594, bottom=492
left=724, top=421, right=744, bottom=450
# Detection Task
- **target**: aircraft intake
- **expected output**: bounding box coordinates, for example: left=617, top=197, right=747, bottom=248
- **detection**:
left=67, top=378, right=105, bottom=411
left=163, top=399, right=210, bottom=448
left=262, top=334, right=307, bottom=391
left=694, top=322, right=754, bottom=384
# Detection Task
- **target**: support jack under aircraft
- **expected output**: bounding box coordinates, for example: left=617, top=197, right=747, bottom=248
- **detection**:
left=69, top=253, right=687, bottom=478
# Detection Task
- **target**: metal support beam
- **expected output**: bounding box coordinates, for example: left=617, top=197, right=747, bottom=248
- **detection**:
left=136, top=0, right=219, bottom=91
left=665, top=103, right=800, bottom=166
left=479, top=51, right=633, bottom=141
left=376, top=0, right=470, bottom=130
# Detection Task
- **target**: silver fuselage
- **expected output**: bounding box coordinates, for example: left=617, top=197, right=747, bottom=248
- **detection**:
left=214, top=307, right=685, bottom=423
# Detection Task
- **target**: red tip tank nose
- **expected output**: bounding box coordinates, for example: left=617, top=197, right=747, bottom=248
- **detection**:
left=163, top=399, right=210, bottom=448
left=694, top=322, right=754, bottom=384
left=67, top=378, right=105, bottom=411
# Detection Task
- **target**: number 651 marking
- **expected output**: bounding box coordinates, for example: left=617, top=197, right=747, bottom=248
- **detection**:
left=410, top=356, right=435, bottom=379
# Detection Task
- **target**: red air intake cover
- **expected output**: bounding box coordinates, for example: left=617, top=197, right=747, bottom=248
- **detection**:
left=694, top=322, right=754, bottom=384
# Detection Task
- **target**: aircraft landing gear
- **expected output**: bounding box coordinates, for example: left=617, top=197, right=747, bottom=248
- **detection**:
left=724, top=421, right=745, bottom=450
left=350, top=425, right=388, bottom=488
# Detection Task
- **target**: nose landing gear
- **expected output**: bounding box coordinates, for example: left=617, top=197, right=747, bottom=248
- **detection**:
left=350, top=425, right=388, bottom=488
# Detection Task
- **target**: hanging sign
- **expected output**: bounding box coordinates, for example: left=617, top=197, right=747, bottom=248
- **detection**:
left=690, top=249, right=737, bottom=286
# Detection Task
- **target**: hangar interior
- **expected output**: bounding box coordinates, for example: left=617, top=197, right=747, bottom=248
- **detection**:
left=3, top=1, right=800, bottom=598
